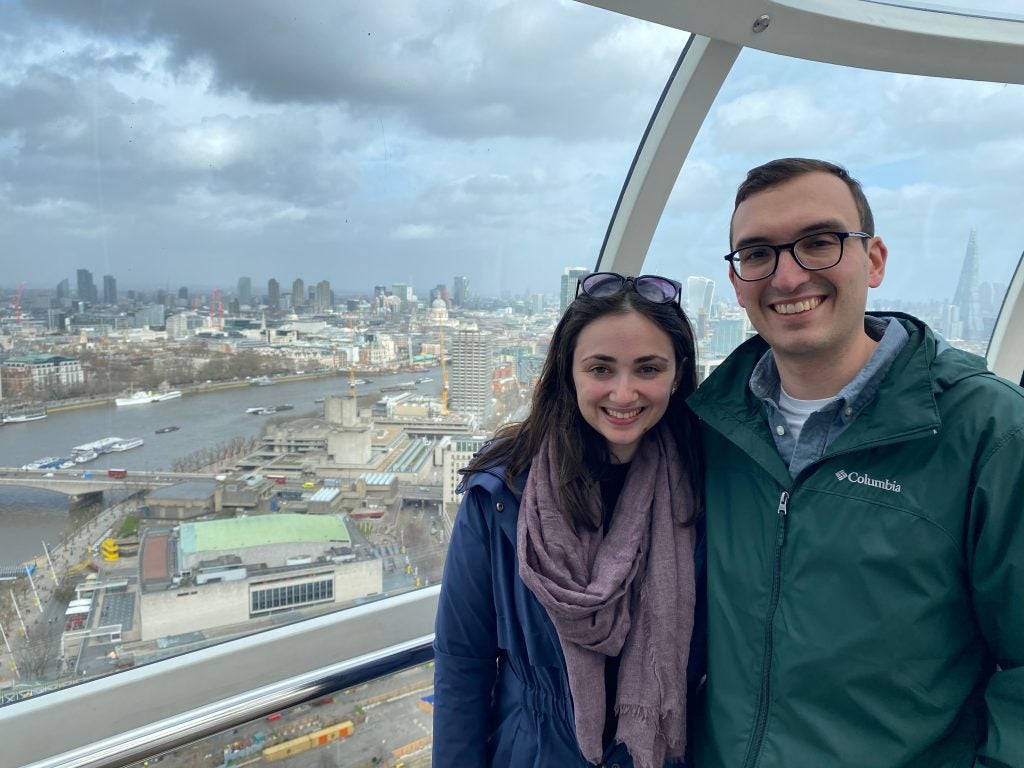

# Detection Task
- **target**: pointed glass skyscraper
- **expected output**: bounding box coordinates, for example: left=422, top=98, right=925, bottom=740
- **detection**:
left=952, top=229, right=985, bottom=341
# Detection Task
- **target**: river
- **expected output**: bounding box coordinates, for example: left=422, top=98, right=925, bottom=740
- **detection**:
left=0, top=372, right=442, bottom=564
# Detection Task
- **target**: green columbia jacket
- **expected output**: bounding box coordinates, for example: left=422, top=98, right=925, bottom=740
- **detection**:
left=688, top=313, right=1024, bottom=768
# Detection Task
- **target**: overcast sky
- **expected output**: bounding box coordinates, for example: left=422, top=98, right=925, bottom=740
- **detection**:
left=1, top=0, right=1021, bottom=306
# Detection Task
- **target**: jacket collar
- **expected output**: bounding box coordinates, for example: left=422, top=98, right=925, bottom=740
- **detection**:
left=687, top=313, right=971, bottom=475
left=463, top=466, right=525, bottom=545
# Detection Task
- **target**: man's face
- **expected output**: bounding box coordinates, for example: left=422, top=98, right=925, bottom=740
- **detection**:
left=729, top=172, right=887, bottom=366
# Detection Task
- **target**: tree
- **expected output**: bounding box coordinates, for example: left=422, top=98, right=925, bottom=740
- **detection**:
left=13, top=625, right=59, bottom=681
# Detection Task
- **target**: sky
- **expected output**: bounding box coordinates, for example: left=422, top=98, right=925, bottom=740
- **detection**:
left=1, top=0, right=1021, bottom=306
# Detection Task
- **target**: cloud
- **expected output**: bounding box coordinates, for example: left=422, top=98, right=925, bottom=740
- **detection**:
left=1, top=0, right=1020, bottom=310
left=393, top=223, right=439, bottom=240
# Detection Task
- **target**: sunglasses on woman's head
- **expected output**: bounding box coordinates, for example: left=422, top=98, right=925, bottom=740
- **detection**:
left=576, top=272, right=682, bottom=304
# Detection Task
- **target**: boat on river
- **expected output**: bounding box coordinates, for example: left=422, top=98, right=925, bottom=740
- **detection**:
left=108, top=438, right=145, bottom=451
left=72, top=436, right=125, bottom=455
left=4, top=406, right=48, bottom=423
left=155, top=426, right=180, bottom=434
left=21, top=457, right=63, bottom=470
left=116, top=389, right=181, bottom=406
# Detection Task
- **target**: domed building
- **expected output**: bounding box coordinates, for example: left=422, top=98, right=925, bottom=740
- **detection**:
left=428, top=297, right=449, bottom=324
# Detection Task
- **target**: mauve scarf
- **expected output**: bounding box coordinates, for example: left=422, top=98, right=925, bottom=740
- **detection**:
left=517, top=423, right=696, bottom=768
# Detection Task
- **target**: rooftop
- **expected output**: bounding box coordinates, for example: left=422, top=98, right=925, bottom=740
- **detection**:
left=180, top=513, right=351, bottom=554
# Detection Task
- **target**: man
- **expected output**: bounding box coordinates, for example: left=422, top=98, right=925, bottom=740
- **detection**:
left=688, top=158, right=1023, bottom=767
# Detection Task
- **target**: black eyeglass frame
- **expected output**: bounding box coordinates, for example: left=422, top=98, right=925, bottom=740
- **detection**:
left=575, top=272, right=683, bottom=304
left=724, top=231, right=872, bottom=282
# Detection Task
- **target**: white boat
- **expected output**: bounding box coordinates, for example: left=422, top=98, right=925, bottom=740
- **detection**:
left=73, top=450, right=99, bottom=463
left=72, top=437, right=125, bottom=454
left=250, top=376, right=274, bottom=386
left=153, top=390, right=182, bottom=401
left=108, top=438, right=145, bottom=451
left=21, top=457, right=62, bottom=470
left=115, top=390, right=155, bottom=407
left=4, top=407, right=47, bottom=423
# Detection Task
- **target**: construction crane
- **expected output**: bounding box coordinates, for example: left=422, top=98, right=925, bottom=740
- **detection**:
left=439, top=322, right=449, bottom=415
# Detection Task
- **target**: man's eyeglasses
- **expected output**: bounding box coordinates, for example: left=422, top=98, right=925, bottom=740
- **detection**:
left=576, top=272, right=682, bottom=304
left=724, top=231, right=871, bottom=282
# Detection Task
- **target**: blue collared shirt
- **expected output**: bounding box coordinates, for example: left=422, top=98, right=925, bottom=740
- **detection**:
left=749, top=316, right=910, bottom=478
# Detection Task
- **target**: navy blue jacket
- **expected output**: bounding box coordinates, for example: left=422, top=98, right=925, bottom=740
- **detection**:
left=433, top=466, right=706, bottom=767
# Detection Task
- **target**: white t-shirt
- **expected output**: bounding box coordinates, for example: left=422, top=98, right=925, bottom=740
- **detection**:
left=778, top=386, right=837, bottom=444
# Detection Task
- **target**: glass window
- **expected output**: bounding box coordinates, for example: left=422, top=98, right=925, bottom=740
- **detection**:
left=644, top=47, right=1024, bottom=365
left=0, top=0, right=685, bottom=699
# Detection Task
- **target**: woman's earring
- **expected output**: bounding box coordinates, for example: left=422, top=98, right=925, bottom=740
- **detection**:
left=671, top=386, right=677, bottom=395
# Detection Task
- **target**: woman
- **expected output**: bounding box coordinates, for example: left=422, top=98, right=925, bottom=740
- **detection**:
left=433, top=272, right=705, bottom=768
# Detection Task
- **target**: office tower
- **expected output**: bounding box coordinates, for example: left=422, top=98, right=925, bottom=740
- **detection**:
left=314, top=280, right=332, bottom=313
left=560, top=267, right=590, bottom=313
left=267, top=279, right=280, bottom=311
left=135, top=304, right=165, bottom=329
left=391, top=283, right=413, bottom=303
left=531, top=293, right=544, bottom=314
left=453, top=275, right=469, bottom=307
left=177, top=286, right=189, bottom=301
left=56, top=278, right=70, bottom=301
left=450, top=326, right=493, bottom=425
left=951, top=229, right=985, bottom=341
left=686, top=276, right=715, bottom=340
left=686, top=276, right=714, bottom=315
left=292, top=278, right=305, bottom=309
left=76, top=269, right=97, bottom=304
left=166, top=313, right=190, bottom=339
left=47, top=309, right=67, bottom=332
left=102, top=275, right=117, bottom=305
left=237, top=276, right=252, bottom=307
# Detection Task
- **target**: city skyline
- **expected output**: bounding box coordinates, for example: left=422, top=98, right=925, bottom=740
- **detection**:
left=1, top=3, right=1022, bottom=303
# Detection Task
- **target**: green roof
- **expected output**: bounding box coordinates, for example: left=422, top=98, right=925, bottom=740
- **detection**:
left=180, top=514, right=350, bottom=554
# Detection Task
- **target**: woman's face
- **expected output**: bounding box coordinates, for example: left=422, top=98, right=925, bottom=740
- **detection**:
left=572, top=309, right=678, bottom=463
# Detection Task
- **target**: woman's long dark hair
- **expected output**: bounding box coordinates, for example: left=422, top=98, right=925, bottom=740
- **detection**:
left=461, top=288, right=703, bottom=529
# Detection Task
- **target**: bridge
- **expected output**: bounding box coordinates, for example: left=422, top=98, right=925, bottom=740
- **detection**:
left=0, top=469, right=216, bottom=499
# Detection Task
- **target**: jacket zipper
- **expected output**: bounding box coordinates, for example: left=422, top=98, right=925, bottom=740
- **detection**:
left=741, top=490, right=789, bottom=768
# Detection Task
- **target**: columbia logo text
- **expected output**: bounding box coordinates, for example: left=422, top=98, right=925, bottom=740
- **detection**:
left=835, top=469, right=901, bottom=493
